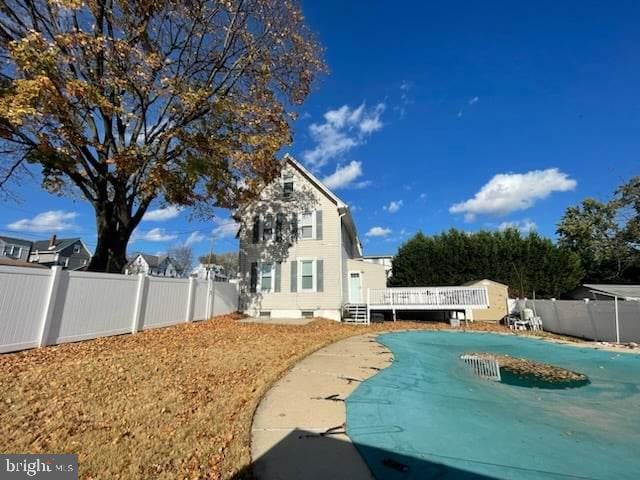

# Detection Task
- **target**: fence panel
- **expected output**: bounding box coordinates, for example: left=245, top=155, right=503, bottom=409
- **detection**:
left=50, top=271, right=138, bottom=344
left=0, top=266, right=239, bottom=353
left=0, top=267, right=51, bottom=352
left=213, top=282, right=238, bottom=316
left=529, top=299, right=640, bottom=342
left=142, top=277, right=190, bottom=329
left=192, top=280, right=210, bottom=321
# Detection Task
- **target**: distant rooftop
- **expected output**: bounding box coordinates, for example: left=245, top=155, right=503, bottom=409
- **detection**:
left=584, top=284, right=640, bottom=301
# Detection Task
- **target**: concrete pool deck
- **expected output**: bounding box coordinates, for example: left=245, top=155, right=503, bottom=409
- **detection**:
left=250, top=329, right=640, bottom=479
left=251, top=333, right=389, bottom=479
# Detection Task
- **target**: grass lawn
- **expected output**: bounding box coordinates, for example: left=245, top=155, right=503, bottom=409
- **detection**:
left=0, top=315, right=557, bottom=479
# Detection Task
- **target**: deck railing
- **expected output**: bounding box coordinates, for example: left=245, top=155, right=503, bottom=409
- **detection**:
left=368, top=286, right=489, bottom=308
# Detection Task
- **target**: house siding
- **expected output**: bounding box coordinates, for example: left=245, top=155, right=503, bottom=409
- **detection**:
left=0, top=238, right=31, bottom=262
left=347, top=259, right=387, bottom=301
left=465, top=279, right=507, bottom=322
left=239, top=163, right=343, bottom=318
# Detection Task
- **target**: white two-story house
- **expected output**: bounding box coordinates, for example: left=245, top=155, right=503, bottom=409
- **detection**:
left=238, top=155, right=386, bottom=321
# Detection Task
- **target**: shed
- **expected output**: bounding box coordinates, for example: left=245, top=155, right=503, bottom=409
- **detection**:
left=462, top=279, right=509, bottom=322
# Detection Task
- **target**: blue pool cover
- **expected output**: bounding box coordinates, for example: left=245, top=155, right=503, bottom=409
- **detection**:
left=346, top=331, right=640, bottom=479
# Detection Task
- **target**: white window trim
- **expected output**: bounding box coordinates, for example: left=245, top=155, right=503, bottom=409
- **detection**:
left=297, top=257, right=317, bottom=293
left=257, top=262, right=276, bottom=293
left=299, top=211, right=316, bottom=241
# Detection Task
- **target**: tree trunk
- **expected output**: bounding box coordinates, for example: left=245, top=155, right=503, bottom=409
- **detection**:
left=88, top=202, right=137, bottom=273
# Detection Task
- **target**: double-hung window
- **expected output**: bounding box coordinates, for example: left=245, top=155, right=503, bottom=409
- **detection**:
left=300, top=212, right=314, bottom=239
left=299, top=259, right=315, bottom=292
left=259, top=263, right=274, bottom=292
left=282, top=171, right=294, bottom=198
left=262, top=214, right=274, bottom=242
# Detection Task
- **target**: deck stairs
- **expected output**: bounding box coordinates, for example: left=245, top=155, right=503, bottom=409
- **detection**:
left=343, top=303, right=368, bottom=324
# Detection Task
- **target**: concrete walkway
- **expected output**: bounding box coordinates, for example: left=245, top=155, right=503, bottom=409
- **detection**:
left=251, top=333, right=393, bottom=479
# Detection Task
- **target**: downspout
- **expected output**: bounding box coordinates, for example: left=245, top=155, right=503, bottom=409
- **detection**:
left=338, top=210, right=346, bottom=318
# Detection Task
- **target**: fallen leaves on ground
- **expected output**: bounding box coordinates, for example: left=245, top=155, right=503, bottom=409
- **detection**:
left=0, top=315, right=562, bottom=479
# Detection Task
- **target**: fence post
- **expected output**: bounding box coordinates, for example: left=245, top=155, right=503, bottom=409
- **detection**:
left=185, top=277, right=196, bottom=322
left=39, top=266, right=64, bottom=347
left=131, top=273, right=148, bottom=333
left=207, top=279, right=215, bottom=320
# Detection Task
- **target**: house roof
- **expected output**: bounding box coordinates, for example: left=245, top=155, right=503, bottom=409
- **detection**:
left=583, top=284, right=640, bottom=301
left=282, top=154, right=347, bottom=208
left=0, top=235, right=33, bottom=247
left=131, top=253, right=161, bottom=268
left=362, top=254, right=394, bottom=259
left=33, top=237, right=82, bottom=252
left=462, top=279, right=509, bottom=288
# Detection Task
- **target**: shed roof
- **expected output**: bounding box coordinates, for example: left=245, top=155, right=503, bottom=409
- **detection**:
left=583, top=284, right=640, bottom=301
left=462, top=279, right=509, bottom=288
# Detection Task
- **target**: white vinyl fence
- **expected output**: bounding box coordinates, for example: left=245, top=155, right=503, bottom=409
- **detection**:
left=526, top=299, right=640, bottom=343
left=0, top=265, right=238, bottom=353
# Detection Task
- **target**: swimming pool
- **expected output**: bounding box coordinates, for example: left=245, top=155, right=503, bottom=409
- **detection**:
left=346, top=331, right=640, bottom=479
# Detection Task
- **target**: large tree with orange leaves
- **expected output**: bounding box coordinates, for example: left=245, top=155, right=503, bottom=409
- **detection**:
left=0, top=0, right=324, bottom=272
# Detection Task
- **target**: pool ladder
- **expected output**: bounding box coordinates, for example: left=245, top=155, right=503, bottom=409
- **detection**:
left=460, top=354, right=501, bottom=381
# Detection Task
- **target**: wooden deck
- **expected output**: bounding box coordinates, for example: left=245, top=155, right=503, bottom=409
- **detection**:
left=363, top=286, right=490, bottom=324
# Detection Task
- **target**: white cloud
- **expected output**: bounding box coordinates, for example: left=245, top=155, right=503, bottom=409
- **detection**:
left=450, top=168, right=576, bottom=220
left=469, top=96, right=479, bottom=105
left=136, top=228, right=178, bottom=242
left=498, top=219, right=537, bottom=233
left=419, top=193, right=427, bottom=200
left=8, top=210, right=79, bottom=232
left=366, top=226, right=392, bottom=237
left=143, top=205, right=182, bottom=221
left=384, top=200, right=403, bottom=213
left=322, top=160, right=367, bottom=190
left=184, top=231, right=205, bottom=246
left=212, top=218, right=240, bottom=239
left=302, top=103, right=385, bottom=168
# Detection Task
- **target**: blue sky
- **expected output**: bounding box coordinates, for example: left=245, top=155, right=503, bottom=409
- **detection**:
left=1, top=0, right=639, bottom=258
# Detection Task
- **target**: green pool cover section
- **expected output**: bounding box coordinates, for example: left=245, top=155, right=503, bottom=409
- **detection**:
left=346, top=332, right=640, bottom=479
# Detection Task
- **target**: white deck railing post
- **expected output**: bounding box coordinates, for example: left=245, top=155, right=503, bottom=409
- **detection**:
left=39, top=266, right=64, bottom=348
left=131, top=273, right=148, bottom=333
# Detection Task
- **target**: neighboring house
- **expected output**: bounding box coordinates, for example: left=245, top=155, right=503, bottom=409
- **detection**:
left=126, top=253, right=180, bottom=277
left=191, top=263, right=229, bottom=282
left=568, top=284, right=640, bottom=301
left=0, top=235, right=32, bottom=262
left=30, top=235, right=92, bottom=270
left=238, top=155, right=387, bottom=321
left=462, top=279, right=509, bottom=322
left=362, top=254, right=393, bottom=279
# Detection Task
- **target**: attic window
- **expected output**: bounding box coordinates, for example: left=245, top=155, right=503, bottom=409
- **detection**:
left=73, top=245, right=80, bottom=254
left=282, top=171, right=294, bottom=197
left=283, top=180, right=294, bottom=197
